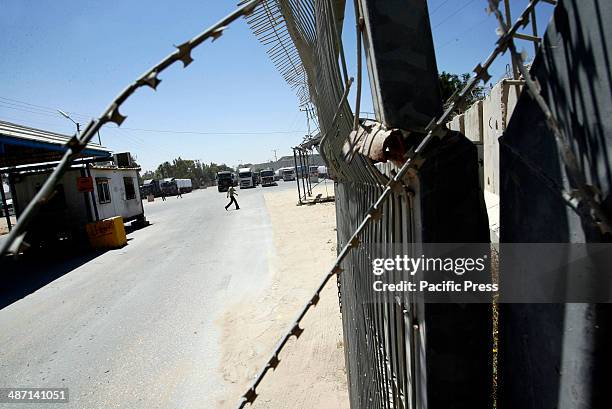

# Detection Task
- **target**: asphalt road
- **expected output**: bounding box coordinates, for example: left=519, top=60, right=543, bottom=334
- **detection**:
left=0, top=182, right=295, bottom=409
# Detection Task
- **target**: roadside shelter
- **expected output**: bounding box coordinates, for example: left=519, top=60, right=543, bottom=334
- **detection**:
left=0, top=120, right=144, bottom=247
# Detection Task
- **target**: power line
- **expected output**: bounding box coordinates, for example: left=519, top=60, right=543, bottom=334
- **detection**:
left=429, top=0, right=452, bottom=16
left=0, top=99, right=57, bottom=114
left=0, top=96, right=64, bottom=113
left=0, top=96, right=93, bottom=120
left=0, top=114, right=66, bottom=129
left=0, top=111, right=307, bottom=136
left=103, top=126, right=307, bottom=135
left=0, top=102, right=92, bottom=125
left=0, top=95, right=306, bottom=136
left=433, top=0, right=478, bottom=29
left=0, top=102, right=62, bottom=118
left=437, top=16, right=490, bottom=50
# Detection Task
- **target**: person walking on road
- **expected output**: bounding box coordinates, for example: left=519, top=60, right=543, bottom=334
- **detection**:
left=225, top=185, right=240, bottom=211
left=177, top=189, right=182, bottom=198
left=161, top=190, right=166, bottom=201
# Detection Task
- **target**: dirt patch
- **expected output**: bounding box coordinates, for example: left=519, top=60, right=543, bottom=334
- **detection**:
left=0, top=215, right=17, bottom=235
left=216, top=183, right=349, bottom=409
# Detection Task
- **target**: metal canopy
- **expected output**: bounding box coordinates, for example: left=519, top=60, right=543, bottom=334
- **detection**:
left=0, top=120, right=112, bottom=168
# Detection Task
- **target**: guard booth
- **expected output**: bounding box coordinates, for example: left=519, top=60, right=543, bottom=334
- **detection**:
left=0, top=120, right=145, bottom=249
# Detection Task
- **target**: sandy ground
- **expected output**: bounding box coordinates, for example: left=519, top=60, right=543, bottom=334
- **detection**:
left=216, top=182, right=349, bottom=409
left=0, top=215, right=17, bottom=235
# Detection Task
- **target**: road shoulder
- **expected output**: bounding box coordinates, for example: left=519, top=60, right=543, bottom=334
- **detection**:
left=215, top=184, right=348, bottom=408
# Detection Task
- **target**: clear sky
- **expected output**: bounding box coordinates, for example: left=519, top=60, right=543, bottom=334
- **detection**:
left=0, top=0, right=553, bottom=172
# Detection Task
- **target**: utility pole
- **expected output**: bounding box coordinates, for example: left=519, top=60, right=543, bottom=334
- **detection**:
left=58, top=109, right=81, bottom=138
left=299, top=107, right=311, bottom=137
left=58, top=109, right=103, bottom=145
left=272, top=149, right=278, bottom=162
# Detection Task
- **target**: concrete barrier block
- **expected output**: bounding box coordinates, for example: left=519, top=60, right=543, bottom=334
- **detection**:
left=482, top=82, right=504, bottom=195
left=503, top=80, right=522, bottom=126
left=449, top=113, right=465, bottom=134
left=464, top=100, right=483, bottom=144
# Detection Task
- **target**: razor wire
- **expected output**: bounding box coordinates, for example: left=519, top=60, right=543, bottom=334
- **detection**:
left=1, top=0, right=604, bottom=407
left=235, top=1, right=570, bottom=408
left=0, top=0, right=261, bottom=257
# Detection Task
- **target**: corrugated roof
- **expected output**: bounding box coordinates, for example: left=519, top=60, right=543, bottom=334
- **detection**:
left=91, top=165, right=140, bottom=171
left=0, top=120, right=112, bottom=167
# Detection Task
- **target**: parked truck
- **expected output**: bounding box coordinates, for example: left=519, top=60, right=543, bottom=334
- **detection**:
left=159, top=178, right=178, bottom=195
left=216, top=171, right=234, bottom=192
left=309, top=165, right=319, bottom=183
left=141, top=178, right=163, bottom=197
left=282, top=167, right=296, bottom=181
left=238, top=167, right=255, bottom=189
left=175, top=178, right=193, bottom=193
left=317, top=165, right=328, bottom=179
left=159, top=178, right=193, bottom=195
left=260, top=168, right=277, bottom=187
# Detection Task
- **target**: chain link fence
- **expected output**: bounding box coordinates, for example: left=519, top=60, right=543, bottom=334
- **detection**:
left=238, top=0, right=609, bottom=408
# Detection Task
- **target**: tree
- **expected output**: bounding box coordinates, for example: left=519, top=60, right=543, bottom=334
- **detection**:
left=129, top=154, right=145, bottom=184
left=438, top=71, right=485, bottom=112
left=140, top=158, right=233, bottom=187
left=141, top=170, right=155, bottom=180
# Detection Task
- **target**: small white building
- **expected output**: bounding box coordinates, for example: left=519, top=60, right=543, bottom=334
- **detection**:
left=12, top=165, right=144, bottom=237
left=0, top=120, right=145, bottom=246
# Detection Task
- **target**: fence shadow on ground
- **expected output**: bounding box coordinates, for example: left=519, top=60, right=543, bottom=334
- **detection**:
left=0, top=221, right=150, bottom=311
left=0, top=249, right=106, bottom=311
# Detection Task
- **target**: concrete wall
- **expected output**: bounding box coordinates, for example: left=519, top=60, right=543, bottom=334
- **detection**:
left=359, top=0, right=442, bottom=131
left=498, top=2, right=612, bottom=408
left=449, top=113, right=465, bottom=135
left=463, top=100, right=483, bottom=144
left=448, top=80, right=520, bottom=242
left=481, top=80, right=520, bottom=195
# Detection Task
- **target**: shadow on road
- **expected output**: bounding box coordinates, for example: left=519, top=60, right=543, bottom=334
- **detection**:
left=0, top=249, right=105, bottom=311
left=0, top=221, right=151, bottom=311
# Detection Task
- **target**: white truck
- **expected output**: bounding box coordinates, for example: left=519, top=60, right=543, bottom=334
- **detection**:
left=175, top=178, right=193, bottom=193
left=260, top=169, right=276, bottom=187
left=308, top=165, right=319, bottom=183
left=281, top=167, right=296, bottom=181
left=238, top=167, right=255, bottom=189
left=160, top=178, right=192, bottom=195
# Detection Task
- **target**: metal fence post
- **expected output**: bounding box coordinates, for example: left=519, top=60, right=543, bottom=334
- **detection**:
left=299, top=149, right=307, bottom=199
left=0, top=173, right=12, bottom=231
left=293, top=148, right=302, bottom=205
left=358, top=0, right=442, bottom=131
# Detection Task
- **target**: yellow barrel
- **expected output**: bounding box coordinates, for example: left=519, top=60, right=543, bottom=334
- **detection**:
left=85, top=216, right=127, bottom=248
